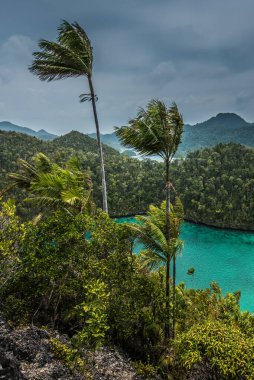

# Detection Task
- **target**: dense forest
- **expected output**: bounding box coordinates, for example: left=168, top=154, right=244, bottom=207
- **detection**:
left=172, top=143, right=254, bottom=230
left=1, top=131, right=254, bottom=230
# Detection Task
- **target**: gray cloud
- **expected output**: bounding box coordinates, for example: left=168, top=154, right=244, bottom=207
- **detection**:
left=0, top=0, right=254, bottom=133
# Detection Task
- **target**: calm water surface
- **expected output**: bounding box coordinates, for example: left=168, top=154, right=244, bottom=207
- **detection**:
left=117, top=217, right=254, bottom=312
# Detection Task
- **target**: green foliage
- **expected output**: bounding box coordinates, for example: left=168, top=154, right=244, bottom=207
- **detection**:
left=1, top=208, right=93, bottom=325
left=174, top=320, right=254, bottom=379
left=7, top=153, right=94, bottom=213
left=133, top=360, right=159, bottom=379
left=175, top=281, right=254, bottom=336
left=0, top=198, right=25, bottom=257
left=0, top=200, right=166, bottom=361
left=115, top=99, right=184, bottom=160
left=172, top=143, right=254, bottom=229
left=74, top=279, right=110, bottom=349
left=50, top=338, right=92, bottom=378
left=0, top=199, right=27, bottom=316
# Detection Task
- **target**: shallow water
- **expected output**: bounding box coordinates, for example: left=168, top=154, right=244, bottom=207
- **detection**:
left=116, top=217, right=254, bottom=312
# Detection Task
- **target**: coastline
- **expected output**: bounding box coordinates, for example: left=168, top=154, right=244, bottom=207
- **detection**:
left=111, top=213, right=254, bottom=233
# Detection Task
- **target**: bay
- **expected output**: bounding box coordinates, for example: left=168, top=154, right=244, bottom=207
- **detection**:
left=117, top=217, right=254, bottom=312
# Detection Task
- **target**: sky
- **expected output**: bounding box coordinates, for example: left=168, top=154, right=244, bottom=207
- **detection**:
left=0, top=0, right=254, bottom=135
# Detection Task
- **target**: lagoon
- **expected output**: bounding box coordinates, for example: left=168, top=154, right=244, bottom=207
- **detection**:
left=117, top=218, right=254, bottom=312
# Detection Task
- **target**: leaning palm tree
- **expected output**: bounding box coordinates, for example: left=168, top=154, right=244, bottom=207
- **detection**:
left=130, top=200, right=184, bottom=340
left=5, top=153, right=94, bottom=214
left=28, top=20, right=108, bottom=212
left=115, top=100, right=184, bottom=338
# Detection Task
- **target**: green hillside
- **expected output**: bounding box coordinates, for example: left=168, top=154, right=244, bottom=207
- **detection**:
left=172, top=143, right=254, bottom=230
left=180, top=113, right=254, bottom=154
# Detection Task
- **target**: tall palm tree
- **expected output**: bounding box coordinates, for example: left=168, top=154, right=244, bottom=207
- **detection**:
left=130, top=200, right=184, bottom=339
left=29, top=20, right=108, bottom=213
left=5, top=153, right=94, bottom=214
left=115, top=100, right=184, bottom=338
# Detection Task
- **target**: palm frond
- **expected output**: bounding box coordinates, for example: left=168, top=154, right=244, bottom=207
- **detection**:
left=32, top=153, right=52, bottom=173
left=6, top=153, right=93, bottom=214
left=140, top=249, right=166, bottom=270
left=29, top=20, right=93, bottom=81
left=58, top=20, right=93, bottom=71
left=130, top=200, right=184, bottom=271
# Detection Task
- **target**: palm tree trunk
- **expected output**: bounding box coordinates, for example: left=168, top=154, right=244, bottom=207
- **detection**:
left=88, top=75, right=108, bottom=213
left=172, top=254, right=176, bottom=339
left=165, top=158, right=171, bottom=340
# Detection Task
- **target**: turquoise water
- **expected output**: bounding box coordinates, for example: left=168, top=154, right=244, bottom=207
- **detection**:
left=117, top=218, right=254, bottom=312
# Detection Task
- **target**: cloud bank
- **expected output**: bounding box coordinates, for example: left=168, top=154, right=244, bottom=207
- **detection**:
left=0, top=0, right=254, bottom=134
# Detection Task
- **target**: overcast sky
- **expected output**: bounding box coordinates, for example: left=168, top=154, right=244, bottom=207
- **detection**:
left=0, top=0, right=254, bottom=134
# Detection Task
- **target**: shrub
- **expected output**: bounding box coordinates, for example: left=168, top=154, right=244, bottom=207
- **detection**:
left=174, top=319, right=254, bottom=379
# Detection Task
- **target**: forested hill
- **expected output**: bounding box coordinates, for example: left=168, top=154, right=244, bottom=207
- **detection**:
left=52, top=130, right=119, bottom=156
left=180, top=113, right=254, bottom=154
left=172, top=143, right=254, bottom=230
left=1, top=130, right=254, bottom=230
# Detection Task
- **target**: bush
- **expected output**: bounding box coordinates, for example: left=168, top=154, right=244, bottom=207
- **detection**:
left=174, top=320, right=254, bottom=379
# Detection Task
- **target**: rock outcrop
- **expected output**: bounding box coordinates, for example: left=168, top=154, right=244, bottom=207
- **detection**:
left=0, top=314, right=141, bottom=380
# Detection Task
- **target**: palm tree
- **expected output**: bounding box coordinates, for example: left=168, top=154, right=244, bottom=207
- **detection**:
left=130, top=200, right=184, bottom=339
left=5, top=153, right=94, bottom=214
left=28, top=20, right=108, bottom=213
left=115, top=99, right=184, bottom=338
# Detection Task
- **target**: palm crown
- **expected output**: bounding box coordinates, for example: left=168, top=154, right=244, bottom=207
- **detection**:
left=131, top=199, right=184, bottom=270
left=29, top=20, right=93, bottom=81
left=115, top=100, right=184, bottom=160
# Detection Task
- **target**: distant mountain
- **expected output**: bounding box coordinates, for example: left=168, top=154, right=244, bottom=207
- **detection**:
left=2, top=113, right=254, bottom=154
left=180, top=113, right=254, bottom=155
left=52, top=130, right=120, bottom=156
left=0, top=121, right=57, bottom=141
left=88, top=113, right=254, bottom=156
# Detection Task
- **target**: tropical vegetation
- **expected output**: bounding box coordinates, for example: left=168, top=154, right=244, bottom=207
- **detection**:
left=172, top=142, right=254, bottom=230
left=6, top=153, right=94, bottom=214
left=1, top=197, right=254, bottom=379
